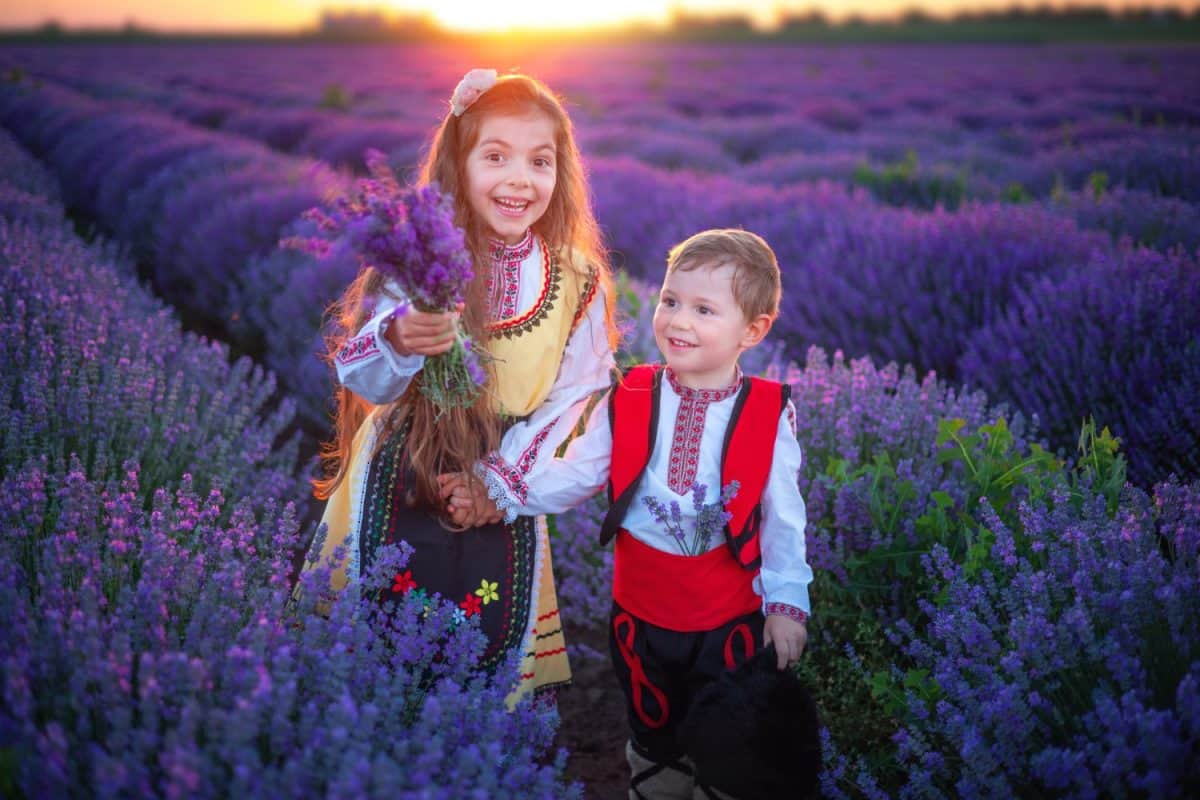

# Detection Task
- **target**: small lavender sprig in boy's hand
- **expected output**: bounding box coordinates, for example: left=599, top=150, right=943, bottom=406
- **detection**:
left=641, top=480, right=740, bottom=556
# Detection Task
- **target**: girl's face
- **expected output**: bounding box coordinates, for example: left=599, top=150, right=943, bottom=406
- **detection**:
left=464, top=110, right=558, bottom=245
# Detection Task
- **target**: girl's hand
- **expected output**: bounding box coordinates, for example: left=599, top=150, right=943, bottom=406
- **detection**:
left=437, top=472, right=503, bottom=528
left=763, top=614, right=808, bottom=670
left=385, top=303, right=463, bottom=357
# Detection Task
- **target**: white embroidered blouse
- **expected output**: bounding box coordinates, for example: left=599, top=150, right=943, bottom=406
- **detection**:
left=484, top=367, right=813, bottom=618
left=334, top=232, right=615, bottom=478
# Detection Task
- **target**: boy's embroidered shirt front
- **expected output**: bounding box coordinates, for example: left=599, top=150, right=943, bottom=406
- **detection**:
left=483, top=370, right=813, bottom=617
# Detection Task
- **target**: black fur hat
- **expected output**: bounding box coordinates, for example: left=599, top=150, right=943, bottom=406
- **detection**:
left=677, top=645, right=822, bottom=800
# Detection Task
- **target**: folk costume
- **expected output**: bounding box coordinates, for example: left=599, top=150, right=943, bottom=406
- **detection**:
left=484, top=363, right=813, bottom=799
left=304, top=230, right=613, bottom=705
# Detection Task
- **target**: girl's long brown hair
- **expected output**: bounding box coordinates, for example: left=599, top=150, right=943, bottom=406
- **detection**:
left=313, top=74, right=619, bottom=515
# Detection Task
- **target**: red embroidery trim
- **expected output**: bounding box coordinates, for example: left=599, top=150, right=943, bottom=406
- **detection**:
left=335, top=332, right=380, bottom=366
left=488, top=229, right=534, bottom=263
left=571, top=266, right=598, bottom=331
left=613, top=612, right=670, bottom=729
left=484, top=456, right=528, bottom=504
left=764, top=602, right=808, bottom=624
left=723, top=623, right=755, bottom=670
left=486, top=231, right=530, bottom=321
left=516, top=419, right=556, bottom=476
left=534, top=646, right=567, bottom=659
left=664, top=368, right=741, bottom=495
left=487, top=237, right=554, bottom=335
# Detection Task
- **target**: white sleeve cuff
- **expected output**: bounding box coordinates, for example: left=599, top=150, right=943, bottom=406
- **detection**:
left=474, top=460, right=522, bottom=524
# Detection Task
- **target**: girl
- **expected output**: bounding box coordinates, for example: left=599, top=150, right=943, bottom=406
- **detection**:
left=304, top=69, right=618, bottom=703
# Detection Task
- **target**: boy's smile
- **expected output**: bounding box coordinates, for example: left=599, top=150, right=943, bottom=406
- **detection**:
left=653, top=263, right=770, bottom=391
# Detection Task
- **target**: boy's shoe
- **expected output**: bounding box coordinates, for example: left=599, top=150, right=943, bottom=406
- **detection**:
left=627, top=738, right=695, bottom=800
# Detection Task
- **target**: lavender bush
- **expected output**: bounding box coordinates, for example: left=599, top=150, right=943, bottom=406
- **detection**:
left=0, top=127, right=60, bottom=201
left=0, top=211, right=301, bottom=512
left=961, top=244, right=1200, bottom=487
left=835, top=476, right=1200, bottom=799
left=778, top=203, right=1110, bottom=380
left=0, top=462, right=576, bottom=798
left=1050, top=186, right=1200, bottom=252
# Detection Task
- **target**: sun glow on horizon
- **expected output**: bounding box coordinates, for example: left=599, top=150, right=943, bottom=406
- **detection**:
left=390, top=0, right=671, bottom=32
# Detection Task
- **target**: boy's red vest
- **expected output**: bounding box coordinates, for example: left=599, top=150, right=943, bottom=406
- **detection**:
left=599, top=364, right=790, bottom=630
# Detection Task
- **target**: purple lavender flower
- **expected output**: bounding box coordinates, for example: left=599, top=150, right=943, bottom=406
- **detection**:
left=641, top=481, right=740, bottom=556
left=286, top=150, right=485, bottom=410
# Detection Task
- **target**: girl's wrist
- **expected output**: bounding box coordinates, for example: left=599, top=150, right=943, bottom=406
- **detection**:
left=383, top=308, right=411, bottom=356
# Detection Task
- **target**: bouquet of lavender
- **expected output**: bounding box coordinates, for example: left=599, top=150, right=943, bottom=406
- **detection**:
left=643, top=481, right=740, bottom=556
left=287, top=149, right=486, bottom=411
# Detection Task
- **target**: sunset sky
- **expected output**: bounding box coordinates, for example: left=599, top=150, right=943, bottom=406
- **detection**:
left=2, top=0, right=1196, bottom=33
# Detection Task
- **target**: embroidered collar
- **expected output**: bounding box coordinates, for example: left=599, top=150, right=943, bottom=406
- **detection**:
left=488, top=229, right=534, bottom=264
left=486, top=235, right=560, bottom=338
left=665, top=366, right=743, bottom=404
left=662, top=366, right=741, bottom=495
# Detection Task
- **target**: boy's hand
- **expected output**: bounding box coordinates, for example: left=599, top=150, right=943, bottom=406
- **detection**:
left=385, top=303, right=463, bottom=357
left=436, top=472, right=502, bottom=528
left=763, top=614, right=808, bottom=670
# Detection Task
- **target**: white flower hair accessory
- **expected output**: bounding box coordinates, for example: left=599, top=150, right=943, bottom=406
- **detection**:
left=450, top=68, right=498, bottom=117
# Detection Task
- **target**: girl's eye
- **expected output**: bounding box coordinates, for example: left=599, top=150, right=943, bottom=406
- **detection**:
left=534, top=157, right=553, bottom=168
left=660, top=297, right=676, bottom=308
left=697, top=306, right=712, bottom=315
left=485, top=152, right=504, bottom=163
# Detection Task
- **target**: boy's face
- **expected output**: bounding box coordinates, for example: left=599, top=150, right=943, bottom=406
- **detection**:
left=653, top=262, right=771, bottom=390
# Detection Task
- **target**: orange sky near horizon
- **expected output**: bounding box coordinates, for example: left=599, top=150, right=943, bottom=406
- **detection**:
left=2, top=0, right=1197, bottom=33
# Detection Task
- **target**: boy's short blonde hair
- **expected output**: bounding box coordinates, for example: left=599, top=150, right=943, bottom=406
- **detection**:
left=666, top=228, right=781, bottom=321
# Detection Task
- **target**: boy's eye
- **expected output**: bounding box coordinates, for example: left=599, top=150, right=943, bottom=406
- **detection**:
left=660, top=297, right=676, bottom=308
left=697, top=306, right=712, bottom=315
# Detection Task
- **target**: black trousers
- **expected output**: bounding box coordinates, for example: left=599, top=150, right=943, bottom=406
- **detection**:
left=609, top=599, right=765, bottom=762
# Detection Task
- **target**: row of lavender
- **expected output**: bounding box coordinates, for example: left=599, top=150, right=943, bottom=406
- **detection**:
left=2, top=73, right=1196, bottom=486
left=0, top=131, right=575, bottom=798
left=4, top=43, right=1199, bottom=249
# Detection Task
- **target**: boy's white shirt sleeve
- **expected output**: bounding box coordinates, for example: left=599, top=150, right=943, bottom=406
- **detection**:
left=756, top=399, right=814, bottom=617
left=334, top=279, right=424, bottom=405
left=480, top=388, right=614, bottom=522
left=479, top=288, right=616, bottom=515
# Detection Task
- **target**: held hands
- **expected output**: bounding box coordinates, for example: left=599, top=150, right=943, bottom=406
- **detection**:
left=436, top=472, right=503, bottom=529
left=763, top=614, right=808, bottom=670
left=385, top=303, right=463, bottom=357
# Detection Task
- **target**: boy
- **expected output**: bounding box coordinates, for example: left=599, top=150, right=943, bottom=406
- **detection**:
left=447, top=229, right=812, bottom=800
